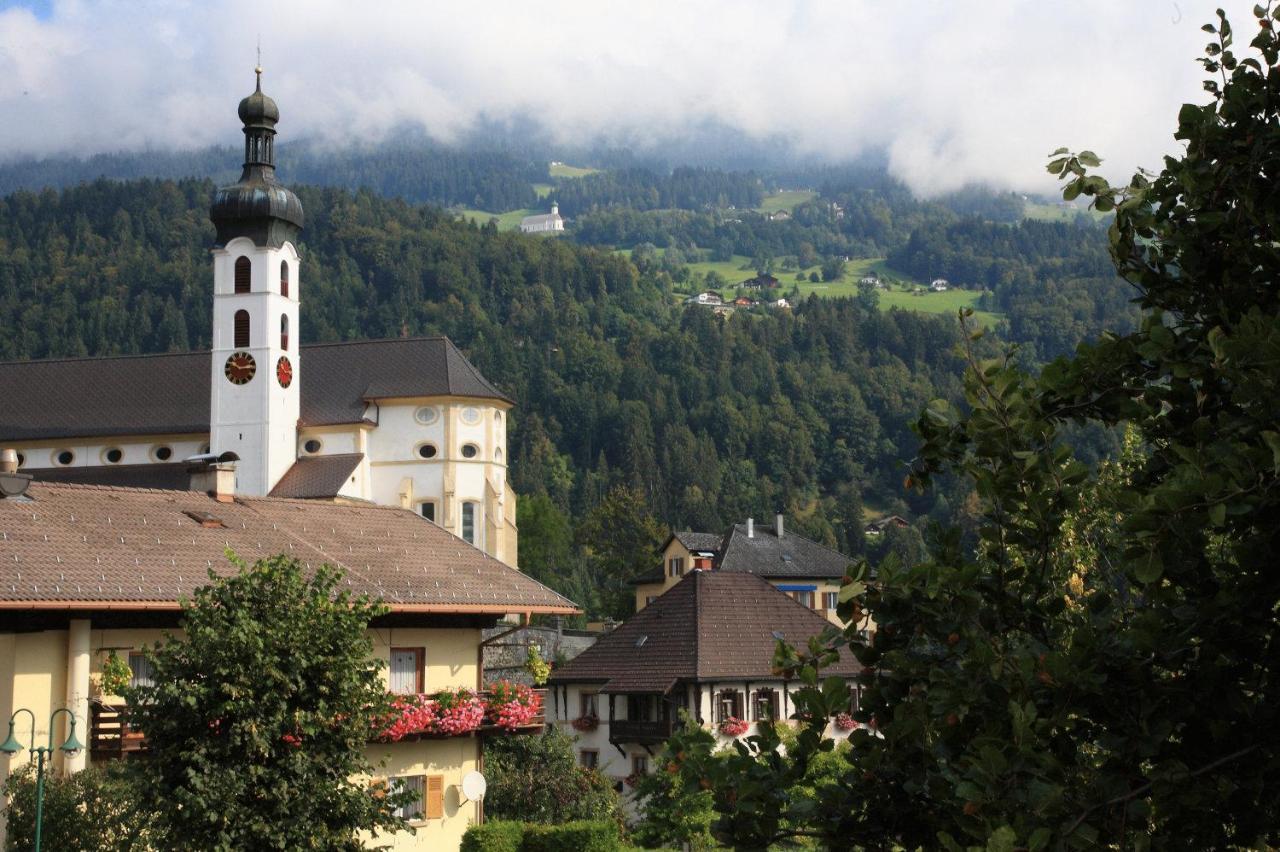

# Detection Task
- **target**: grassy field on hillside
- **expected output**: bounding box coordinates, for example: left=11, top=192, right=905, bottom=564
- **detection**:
left=754, top=190, right=817, bottom=214
left=549, top=163, right=599, bottom=178
left=1023, top=200, right=1110, bottom=224
left=623, top=249, right=1001, bottom=327
left=533, top=183, right=554, bottom=199
left=458, top=208, right=537, bottom=231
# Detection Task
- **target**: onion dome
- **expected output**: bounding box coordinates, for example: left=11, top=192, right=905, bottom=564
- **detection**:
left=210, top=67, right=304, bottom=248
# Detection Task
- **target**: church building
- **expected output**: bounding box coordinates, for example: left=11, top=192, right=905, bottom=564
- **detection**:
left=0, top=70, right=518, bottom=568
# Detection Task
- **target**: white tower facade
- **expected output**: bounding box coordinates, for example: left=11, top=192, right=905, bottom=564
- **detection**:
left=209, top=238, right=301, bottom=496
left=207, top=67, right=306, bottom=496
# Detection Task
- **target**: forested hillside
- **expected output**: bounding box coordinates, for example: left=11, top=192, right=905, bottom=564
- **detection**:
left=0, top=178, right=982, bottom=615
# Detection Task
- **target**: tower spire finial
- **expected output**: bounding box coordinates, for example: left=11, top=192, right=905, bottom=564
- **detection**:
left=255, top=38, right=262, bottom=91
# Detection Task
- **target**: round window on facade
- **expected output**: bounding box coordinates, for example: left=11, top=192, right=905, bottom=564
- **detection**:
left=460, top=406, right=482, bottom=425
left=303, top=438, right=322, bottom=454
left=152, top=445, right=173, bottom=462
left=414, top=406, right=440, bottom=426
left=55, top=450, right=74, bottom=466
left=104, top=448, right=124, bottom=464
left=417, top=443, right=438, bottom=459
left=461, top=443, right=479, bottom=459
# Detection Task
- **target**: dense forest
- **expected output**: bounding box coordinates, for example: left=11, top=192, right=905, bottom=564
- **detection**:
left=0, top=178, right=986, bottom=615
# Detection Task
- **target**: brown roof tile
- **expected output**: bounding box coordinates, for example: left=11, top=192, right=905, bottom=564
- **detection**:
left=0, top=337, right=512, bottom=443
left=269, top=454, right=363, bottom=499
left=0, top=482, right=576, bottom=615
left=550, top=571, right=857, bottom=693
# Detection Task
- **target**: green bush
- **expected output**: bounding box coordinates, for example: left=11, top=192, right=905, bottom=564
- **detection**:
left=520, top=819, right=621, bottom=852
left=2, top=763, right=157, bottom=851
left=461, top=819, right=525, bottom=852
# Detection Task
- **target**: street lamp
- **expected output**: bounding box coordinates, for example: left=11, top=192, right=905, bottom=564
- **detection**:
left=1, top=707, right=83, bottom=852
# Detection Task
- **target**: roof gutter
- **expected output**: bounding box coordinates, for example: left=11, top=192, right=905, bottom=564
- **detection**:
left=0, top=600, right=579, bottom=615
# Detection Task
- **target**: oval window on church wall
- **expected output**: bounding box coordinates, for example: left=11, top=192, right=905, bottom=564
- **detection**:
left=235, top=310, right=251, bottom=348
left=234, top=257, right=251, bottom=293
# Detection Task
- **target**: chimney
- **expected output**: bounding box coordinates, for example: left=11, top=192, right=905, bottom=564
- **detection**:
left=747, top=517, right=754, bottom=538
left=0, top=449, right=32, bottom=499
left=186, top=452, right=240, bottom=503
left=776, top=513, right=784, bottom=538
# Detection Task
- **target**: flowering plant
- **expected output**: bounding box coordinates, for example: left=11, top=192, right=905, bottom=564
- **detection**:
left=434, top=688, right=485, bottom=735
left=377, top=688, right=483, bottom=740
left=718, top=717, right=750, bottom=737
left=571, top=715, right=599, bottom=732
left=484, top=680, right=542, bottom=731
left=833, top=712, right=858, bottom=732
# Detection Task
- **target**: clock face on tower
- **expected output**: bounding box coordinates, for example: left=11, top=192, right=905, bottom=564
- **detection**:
left=276, top=355, right=293, bottom=388
left=224, top=351, right=257, bottom=385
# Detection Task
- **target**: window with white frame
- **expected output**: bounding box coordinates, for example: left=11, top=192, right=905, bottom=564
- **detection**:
left=580, top=691, right=599, bottom=718
left=580, top=749, right=599, bottom=769
left=667, top=557, right=685, bottom=577
left=823, top=591, right=839, bottom=610
left=391, top=775, right=425, bottom=820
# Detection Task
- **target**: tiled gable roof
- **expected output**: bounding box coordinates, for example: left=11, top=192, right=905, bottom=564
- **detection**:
left=0, top=482, right=576, bottom=615
left=0, top=337, right=512, bottom=443
left=673, top=531, right=724, bottom=553
left=717, top=524, right=853, bottom=579
left=549, top=571, right=857, bottom=693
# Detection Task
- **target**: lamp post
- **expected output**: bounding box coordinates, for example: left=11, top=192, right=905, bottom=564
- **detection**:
left=1, top=707, right=83, bottom=852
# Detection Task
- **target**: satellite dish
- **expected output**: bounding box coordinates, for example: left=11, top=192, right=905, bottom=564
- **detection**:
left=461, top=771, right=487, bottom=802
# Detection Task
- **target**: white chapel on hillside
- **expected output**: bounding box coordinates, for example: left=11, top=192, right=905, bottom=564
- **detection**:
left=519, top=202, right=564, bottom=234
left=0, top=69, right=519, bottom=567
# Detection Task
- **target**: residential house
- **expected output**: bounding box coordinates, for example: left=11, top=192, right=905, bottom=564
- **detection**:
left=930, top=278, right=950, bottom=292
left=864, top=515, right=910, bottom=536
left=0, top=468, right=578, bottom=850
left=548, top=571, right=861, bottom=792
left=771, top=297, right=792, bottom=310
left=632, top=516, right=855, bottom=625
left=686, top=291, right=725, bottom=306
left=519, top=202, right=565, bottom=234
left=733, top=296, right=758, bottom=308
left=738, top=273, right=780, bottom=291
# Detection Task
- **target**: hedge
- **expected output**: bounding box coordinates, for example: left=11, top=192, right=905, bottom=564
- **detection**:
left=460, top=819, right=524, bottom=852
left=461, top=819, right=622, bottom=852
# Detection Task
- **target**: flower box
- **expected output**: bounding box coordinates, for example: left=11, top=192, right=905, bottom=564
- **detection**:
left=718, top=717, right=750, bottom=737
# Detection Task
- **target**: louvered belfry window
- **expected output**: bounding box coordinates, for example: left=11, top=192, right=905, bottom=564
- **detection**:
left=234, top=310, right=250, bottom=348
left=280, top=260, right=289, bottom=297
left=234, top=256, right=251, bottom=293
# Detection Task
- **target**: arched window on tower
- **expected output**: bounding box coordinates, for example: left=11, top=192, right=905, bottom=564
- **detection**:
left=280, top=261, right=289, bottom=298
left=234, top=310, right=250, bottom=348
left=280, top=314, right=289, bottom=351
left=234, top=257, right=251, bottom=293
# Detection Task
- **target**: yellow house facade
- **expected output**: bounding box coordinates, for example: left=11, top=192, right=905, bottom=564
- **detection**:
left=0, top=472, right=577, bottom=850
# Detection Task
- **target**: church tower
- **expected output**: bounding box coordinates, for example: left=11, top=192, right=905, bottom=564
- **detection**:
left=207, top=67, right=305, bottom=496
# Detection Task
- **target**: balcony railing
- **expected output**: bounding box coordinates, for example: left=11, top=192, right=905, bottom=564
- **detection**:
left=608, top=718, right=676, bottom=745
left=90, top=688, right=548, bottom=759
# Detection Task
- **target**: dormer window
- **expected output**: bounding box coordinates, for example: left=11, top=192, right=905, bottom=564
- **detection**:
left=234, top=256, right=251, bottom=293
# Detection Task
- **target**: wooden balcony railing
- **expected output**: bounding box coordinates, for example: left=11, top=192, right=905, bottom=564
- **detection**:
left=90, top=688, right=548, bottom=759
left=608, top=718, right=676, bottom=745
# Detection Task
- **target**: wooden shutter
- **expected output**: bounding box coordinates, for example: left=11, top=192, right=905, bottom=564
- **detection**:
left=425, top=775, right=444, bottom=820
left=234, top=257, right=251, bottom=293
left=234, top=310, right=250, bottom=348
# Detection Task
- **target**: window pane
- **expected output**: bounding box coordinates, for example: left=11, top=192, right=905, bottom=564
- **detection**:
left=390, top=649, right=420, bottom=694
left=419, top=502, right=435, bottom=523
left=462, top=502, right=476, bottom=544
left=392, top=776, right=424, bottom=820
left=128, top=652, right=154, bottom=689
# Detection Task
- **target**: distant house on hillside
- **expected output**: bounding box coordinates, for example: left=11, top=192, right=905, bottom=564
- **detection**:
left=771, top=297, right=791, bottom=310
left=770, top=210, right=792, bottom=221
left=733, top=296, right=758, bottom=308
left=864, top=515, right=910, bottom=536
left=687, top=291, right=724, bottom=306
left=739, top=273, right=780, bottom=290
left=930, top=278, right=950, bottom=292
left=520, top=202, right=565, bottom=234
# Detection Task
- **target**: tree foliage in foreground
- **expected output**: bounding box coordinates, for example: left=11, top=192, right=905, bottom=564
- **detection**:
left=126, top=554, right=412, bottom=851
left=671, top=6, right=1280, bottom=849
left=481, top=726, right=621, bottom=826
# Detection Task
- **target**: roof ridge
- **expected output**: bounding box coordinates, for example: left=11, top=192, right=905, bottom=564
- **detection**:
left=26, top=481, right=201, bottom=495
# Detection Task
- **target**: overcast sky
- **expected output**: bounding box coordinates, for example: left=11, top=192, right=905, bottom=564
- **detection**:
left=0, top=0, right=1260, bottom=194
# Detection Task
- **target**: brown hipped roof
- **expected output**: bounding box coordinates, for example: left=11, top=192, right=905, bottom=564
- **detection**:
left=549, top=571, right=857, bottom=693
left=0, top=337, right=513, bottom=443
left=269, top=453, right=364, bottom=499
left=0, top=482, right=576, bottom=615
